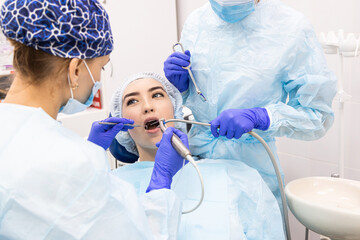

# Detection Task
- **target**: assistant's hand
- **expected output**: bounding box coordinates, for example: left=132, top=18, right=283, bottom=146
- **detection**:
left=163, top=50, right=191, bottom=92
left=88, top=117, right=134, bottom=150
left=210, top=108, right=270, bottom=139
left=146, top=127, right=189, bottom=192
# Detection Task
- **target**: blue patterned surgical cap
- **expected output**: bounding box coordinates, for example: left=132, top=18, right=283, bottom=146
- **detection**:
left=0, top=0, right=113, bottom=59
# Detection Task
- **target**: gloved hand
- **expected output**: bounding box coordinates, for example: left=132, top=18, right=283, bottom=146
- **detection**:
left=146, top=127, right=189, bottom=192
left=88, top=117, right=134, bottom=150
left=210, top=108, right=270, bottom=139
left=163, top=50, right=191, bottom=92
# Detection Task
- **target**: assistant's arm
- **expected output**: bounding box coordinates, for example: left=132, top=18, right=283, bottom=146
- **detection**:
left=266, top=19, right=337, bottom=140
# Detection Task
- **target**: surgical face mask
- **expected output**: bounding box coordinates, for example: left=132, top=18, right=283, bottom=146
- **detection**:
left=209, top=0, right=255, bottom=23
left=59, top=61, right=101, bottom=114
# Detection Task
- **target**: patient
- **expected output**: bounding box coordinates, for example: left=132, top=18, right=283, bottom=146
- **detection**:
left=110, top=72, right=285, bottom=240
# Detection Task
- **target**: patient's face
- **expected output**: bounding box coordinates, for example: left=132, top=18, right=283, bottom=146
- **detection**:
left=122, top=78, right=175, bottom=150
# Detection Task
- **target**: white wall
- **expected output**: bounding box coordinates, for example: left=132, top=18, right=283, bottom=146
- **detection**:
left=104, top=0, right=178, bottom=108
left=176, top=0, right=207, bottom=39
left=176, top=0, right=360, bottom=239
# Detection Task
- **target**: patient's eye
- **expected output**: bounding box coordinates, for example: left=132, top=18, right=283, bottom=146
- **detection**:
left=126, top=98, right=137, bottom=106
left=153, top=92, right=164, bottom=98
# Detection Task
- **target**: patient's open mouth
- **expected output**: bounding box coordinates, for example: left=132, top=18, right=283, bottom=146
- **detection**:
left=144, top=120, right=159, bottom=130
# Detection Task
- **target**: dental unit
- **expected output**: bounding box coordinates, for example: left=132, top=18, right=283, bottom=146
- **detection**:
left=102, top=118, right=291, bottom=238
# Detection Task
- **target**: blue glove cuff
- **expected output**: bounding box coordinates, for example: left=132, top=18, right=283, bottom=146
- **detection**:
left=146, top=167, right=172, bottom=193
left=253, top=107, right=270, bottom=131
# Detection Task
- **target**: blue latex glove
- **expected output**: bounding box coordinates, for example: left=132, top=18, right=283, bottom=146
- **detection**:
left=146, top=127, right=189, bottom=192
left=88, top=117, right=134, bottom=150
left=163, top=50, right=191, bottom=92
left=210, top=108, right=270, bottom=139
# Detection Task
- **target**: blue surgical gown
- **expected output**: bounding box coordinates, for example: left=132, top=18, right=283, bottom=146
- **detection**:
left=0, top=103, right=181, bottom=240
left=113, top=159, right=285, bottom=240
left=179, top=0, right=337, bottom=205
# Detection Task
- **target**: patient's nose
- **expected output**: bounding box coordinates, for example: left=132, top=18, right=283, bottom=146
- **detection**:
left=144, top=108, right=154, bottom=114
left=143, top=99, right=155, bottom=114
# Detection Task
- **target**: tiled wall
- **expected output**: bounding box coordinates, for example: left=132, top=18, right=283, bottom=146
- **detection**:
left=177, top=0, right=360, bottom=239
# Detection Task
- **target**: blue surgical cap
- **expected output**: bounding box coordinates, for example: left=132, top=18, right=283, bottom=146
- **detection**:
left=110, top=72, right=185, bottom=156
left=0, top=0, right=113, bottom=59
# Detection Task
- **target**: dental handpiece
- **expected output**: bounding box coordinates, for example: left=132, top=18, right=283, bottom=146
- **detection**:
left=159, top=118, right=204, bottom=214
left=172, top=42, right=207, bottom=102
left=159, top=119, right=191, bottom=159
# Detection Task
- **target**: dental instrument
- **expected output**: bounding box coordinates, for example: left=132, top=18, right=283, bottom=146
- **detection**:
left=163, top=118, right=291, bottom=240
left=99, top=120, right=161, bottom=130
left=99, top=120, right=162, bottom=129
left=98, top=122, right=142, bottom=127
left=172, top=43, right=207, bottom=102
left=159, top=118, right=205, bottom=215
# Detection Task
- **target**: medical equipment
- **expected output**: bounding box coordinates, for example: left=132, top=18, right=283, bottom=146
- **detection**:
left=99, top=122, right=142, bottom=127
left=172, top=43, right=207, bottom=102
left=99, top=120, right=157, bottom=130
left=100, top=119, right=162, bottom=130
left=162, top=118, right=291, bottom=239
left=159, top=118, right=204, bottom=214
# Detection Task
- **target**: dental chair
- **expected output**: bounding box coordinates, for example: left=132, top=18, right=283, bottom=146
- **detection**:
left=109, top=138, right=138, bottom=165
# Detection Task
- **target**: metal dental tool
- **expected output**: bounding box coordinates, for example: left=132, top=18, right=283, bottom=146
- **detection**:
left=172, top=42, right=207, bottom=102
left=159, top=118, right=205, bottom=214
left=98, top=122, right=142, bottom=128
left=99, top=120, right=160, bottom=130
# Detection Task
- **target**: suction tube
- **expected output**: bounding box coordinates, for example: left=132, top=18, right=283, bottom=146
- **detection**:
left=248, top=131, right=291, bottom=240
left=159, top=119, right=205, bottom=214
left=164, top=119, right=291, bottom=240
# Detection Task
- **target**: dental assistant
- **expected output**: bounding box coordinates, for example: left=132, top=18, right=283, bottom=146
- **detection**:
left=164, top=0, right=337, bottom=206
left=0, top=0, right=188, bottom=239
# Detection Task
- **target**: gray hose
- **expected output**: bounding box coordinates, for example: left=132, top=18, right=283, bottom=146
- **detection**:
left=159, top=119, right=205, bottom=214
left=165, top=119, right=291, bottom=240
left=248, top=131, right=291, bottom=240
left=182, top=155, right=205, bottom=214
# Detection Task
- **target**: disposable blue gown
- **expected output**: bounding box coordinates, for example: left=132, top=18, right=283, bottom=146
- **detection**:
left=179, top=0, right=337, bottom=204
left=113, top=159, right=285, bottom=240
left=0, top=104, right=181, bottom=240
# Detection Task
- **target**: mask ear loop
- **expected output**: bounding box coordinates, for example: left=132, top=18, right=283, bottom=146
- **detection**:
left=107, top=60, right=113, bottom=77
left=67, top=73, right=75, bottom=98
left=83, top=60, right=96, bottom=84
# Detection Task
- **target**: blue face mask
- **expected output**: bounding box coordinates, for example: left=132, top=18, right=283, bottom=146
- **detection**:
left=209, top=0, right=255, bottom=23
left=59, top=61, right=101, bottom=114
